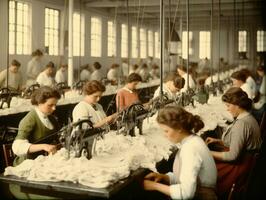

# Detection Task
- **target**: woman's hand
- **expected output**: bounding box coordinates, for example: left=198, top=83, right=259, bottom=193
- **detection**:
left=144, top=172, right=169, bottom=183
left=143, top=179, right=158, bottom=191
left=205, top=137, right=220, bottom=145
left=42, top=144, right=57, bottom=154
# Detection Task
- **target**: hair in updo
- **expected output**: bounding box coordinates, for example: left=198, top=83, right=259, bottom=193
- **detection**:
left=83, top=80, right=106, bottom=95
left=157, top=106, right=204, bottom=134
left=222, top=87, right=252, bottom=111
left=31, top=86, right=61, bottom=105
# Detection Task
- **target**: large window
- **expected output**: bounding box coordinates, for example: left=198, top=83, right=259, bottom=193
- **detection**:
left=238, top=31, right=247, bottom=52
left=257, top=30, right=266, bottom=52
left=182, top=31, right=193, bottom=59
left=121, top=24, right=128, bottom=58
left=91, top=17, right=102, bottom=57
left=73, top=12, right=85, bottom=56
left=148, top=30, right=154, bottom=57
left=45, top=8, right=59, bottom=55
left=107, top=21, right=116, bottom=57
left=140, top=28, right=147, bottom=59
left=131, top=26, right=138, bottom=58
left=154, top=31, right=160, bottom=58
left=199, top=31, right=210, bottom=59
left=9, top=0, right=31, bottom=55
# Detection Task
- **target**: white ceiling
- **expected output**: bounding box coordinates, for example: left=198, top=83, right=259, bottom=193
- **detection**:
left=82, top=0, right=263, bottom=25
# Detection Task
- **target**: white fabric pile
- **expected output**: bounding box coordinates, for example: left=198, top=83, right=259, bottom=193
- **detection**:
left=4, top=130, right=172, bottom=188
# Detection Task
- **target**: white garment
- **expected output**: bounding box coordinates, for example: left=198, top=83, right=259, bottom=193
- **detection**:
left=91, top=70, right=103, bottom=81
left=72, top=101, right=106, bottom=124
left=36, top=71, right=55, bottom=87
left=107, top=68, right=118, bottom=81
left=246, top=76, right=256, bottom=97
left=240, top=83, right=253, bottom=99
left=26, top=57, right=42, bottom=86
left=138, top=69, right=150, bottom=82
left=166, top=135, right=217, bottom=199
left=204, top=76, right=212, bottom=86
left=55, top=69, right=67, bottom=83
left=122, top=62, right=129, bottom=77
left=0, top=69, right=23, bottom=90
left=80, top=69, right=91, bottom=81
left=153, top=84, right=176, bottom=101
left=259, top=75, right=265, bottom=95
left=180, top=73, right=196, bottom=92
left=12, top=108, right=53, bottom=156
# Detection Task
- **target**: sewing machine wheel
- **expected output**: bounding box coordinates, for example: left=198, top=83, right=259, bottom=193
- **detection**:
left=22, top=84, right=40, bottom=98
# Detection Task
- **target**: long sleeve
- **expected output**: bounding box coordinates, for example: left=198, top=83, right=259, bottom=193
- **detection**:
left=169, top=146, right=202, bottom=199
left=222, top=120, right=246, bottom=161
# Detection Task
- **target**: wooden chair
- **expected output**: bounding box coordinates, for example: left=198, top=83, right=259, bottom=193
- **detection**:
left=2, top=143, right=16, bottom=167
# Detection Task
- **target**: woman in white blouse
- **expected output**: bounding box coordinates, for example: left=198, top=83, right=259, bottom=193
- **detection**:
left=143, top=106, right=217, bottom=200
left=231, top=70, right=254, bottom=99
left=72, top=80, right=116, bottom=127
left=26, top=49, right=43, bottom=87
left=36, top=62, right=56, bottom=87
left=177, top=65, right=196, bottom=92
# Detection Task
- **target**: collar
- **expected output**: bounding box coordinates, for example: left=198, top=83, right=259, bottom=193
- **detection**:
left=176, top=134, right=194, bottom=149
left=35, top=107, right=49, bottom=119
left=237, top=111, right=249, bottom=120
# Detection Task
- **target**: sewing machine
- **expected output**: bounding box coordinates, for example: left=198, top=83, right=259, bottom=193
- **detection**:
left=55, top=82, right=71, bottom=97
left=116, top=103, right=149, bottom=136
left=73, top=80, right=87, bottom=95
left=0, top=88, right=21, bottom=109
left=59, top=119, right=105, bottom=159
left=21, top=83, right=40, bottom=99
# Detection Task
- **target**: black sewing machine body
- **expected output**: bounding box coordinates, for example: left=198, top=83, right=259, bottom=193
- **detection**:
left=59, top=119, right=105, bottom=159
left=0, top=87, right=21, bottom=109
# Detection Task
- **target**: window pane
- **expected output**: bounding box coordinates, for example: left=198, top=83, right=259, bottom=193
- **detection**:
left=199, top=31, right=210, bottom=59
left=238, top=31, right=247, bottom=52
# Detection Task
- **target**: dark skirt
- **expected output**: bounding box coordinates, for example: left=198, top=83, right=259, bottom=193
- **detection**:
left=216, top=153, right=256, bottom=196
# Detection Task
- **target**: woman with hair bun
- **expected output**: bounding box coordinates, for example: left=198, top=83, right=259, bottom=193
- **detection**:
left=143, top=106, right=217, bottom=200
left=205, top=87, right=261, bottom=196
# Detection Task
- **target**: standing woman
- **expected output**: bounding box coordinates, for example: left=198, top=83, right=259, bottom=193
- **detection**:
left=26, top=49, right=43, bottom=87
left=72, top=80, right=116, bottom=127
left=143, top=106, right=217, bottom=200
left=205, top=87, right=261, bottom=197
left=12, top=86, right=61, bottom=166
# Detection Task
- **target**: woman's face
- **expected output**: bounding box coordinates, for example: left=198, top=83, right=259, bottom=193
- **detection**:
left=225, top=102, right=240, bottom=118
left=87, top=91, right=103, bottom=104
left=158, top=123, right=182, bottom=144
left=38, top=97, right=58, bottom=115
left=128, top=81, right=139, bottom=90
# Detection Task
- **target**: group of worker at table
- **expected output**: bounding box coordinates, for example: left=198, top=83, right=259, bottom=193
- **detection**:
left=4, top=63, right=266, bottom=200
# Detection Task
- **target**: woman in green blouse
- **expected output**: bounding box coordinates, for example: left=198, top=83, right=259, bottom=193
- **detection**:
left=12, top=86, right=61, bottom=166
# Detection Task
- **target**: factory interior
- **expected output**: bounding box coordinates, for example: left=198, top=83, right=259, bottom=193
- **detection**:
left=0, top=0, right=265, bottom=199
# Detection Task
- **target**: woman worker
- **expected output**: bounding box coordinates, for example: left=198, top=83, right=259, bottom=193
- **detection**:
left=205, top=87, right=261, bottom=197
left=143, top=106, right=217, bottom=200
left=72, top=80, right=116, bottom=127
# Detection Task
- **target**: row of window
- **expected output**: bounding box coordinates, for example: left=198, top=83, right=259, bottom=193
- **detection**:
left=8, top=1, right=266, bottom=59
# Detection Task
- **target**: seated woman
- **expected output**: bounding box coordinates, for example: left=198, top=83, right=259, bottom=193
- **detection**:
left=72, top=80, right=116, bottom=128
left=177, top=65, right=196, bottom=92
left=116, top=73, right=142, bottom=111
left=205, top=87, right=261, bottom=196
left=10, top=86, right=61, bottom=199
left=153, top=72, right=185, bottom=101
left=12, top=86, right=61, bottom=166
left=107, top=63, right=119, bottom=85
left=143, top=106, right=217, bottom=200
left=231, top=70, right=254, bottom=99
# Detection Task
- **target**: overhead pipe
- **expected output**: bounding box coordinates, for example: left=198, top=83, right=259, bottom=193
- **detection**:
left=218, top=0, right=221, bottom=82
left=127, top=0, right=130, bottom=74
left=210, top=0, right=213, bottom=84
left=159, top=0, right=164, bottom=98
left=6, top=0, right=9, bottom=88
left=68, top=0, right=74, bottom=87
left=186, top=0, right=189, bottom=90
